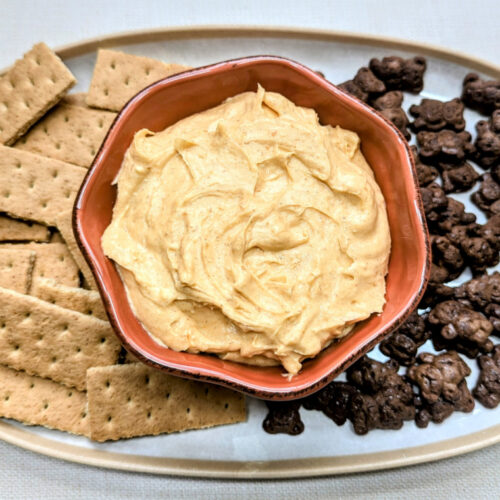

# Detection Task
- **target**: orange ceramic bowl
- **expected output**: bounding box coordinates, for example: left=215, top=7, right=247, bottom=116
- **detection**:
left=74, top=55, right=430, bottom=400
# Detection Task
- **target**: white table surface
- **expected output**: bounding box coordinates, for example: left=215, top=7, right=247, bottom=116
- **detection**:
left=1, top=0, right=499, bottom=498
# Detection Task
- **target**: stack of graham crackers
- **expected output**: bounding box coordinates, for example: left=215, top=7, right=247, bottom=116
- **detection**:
left=0, top=43, right=246, bottom=442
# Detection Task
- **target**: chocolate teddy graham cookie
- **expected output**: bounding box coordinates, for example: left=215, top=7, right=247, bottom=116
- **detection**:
left=337, top=67, right=386, bottom=102
left=472, top=173, right=500, bottom=217
left=473, top=346, right=500, bottom=409
left=379, top=311, right=431, bottom=366
left=410, top=98, right=466, bottom=132
left=472, top=112, right=500, bottom=169
left=408, top=351, right=475, bottom=428
left=369, top=56, right=427, bottom=93
left=371, top=91, right=411, bottom=140
left=461, top=73, right=500, bottom=115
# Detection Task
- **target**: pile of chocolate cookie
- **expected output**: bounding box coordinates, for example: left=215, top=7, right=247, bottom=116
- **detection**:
left=263, top=56, right=500, bottom=436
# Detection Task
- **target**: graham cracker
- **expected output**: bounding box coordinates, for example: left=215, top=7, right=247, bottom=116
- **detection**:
left=31, top=243, right=79, bottom=287
left=0, top=287, right=121, bottom=390
left=61, top=92, right=88, bottom=108
left=0, top=43, right=76, bottom=145
left=0, top=248, right=35, bottom=293
left=0, top=364, right=89, bottom=436
left=1, top=242, right=80, bottom=288
left=86, top=363, right=247, bottom=442
left=15, top=103, right=116, bottom=168
left=0, top=146, right=86, bottom=227
left=32, top=278, right=107, bottom=321
left=86, top=49, right=190, bottom=112
left=56, top=210, right=97, bottom=290
left=0, top=215, right=49, bottom=242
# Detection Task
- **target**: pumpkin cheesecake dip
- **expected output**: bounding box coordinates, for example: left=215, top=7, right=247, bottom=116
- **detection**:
left=102, top=85, right=391, bottom=375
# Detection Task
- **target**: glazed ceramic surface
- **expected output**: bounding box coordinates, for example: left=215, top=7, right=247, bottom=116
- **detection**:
left=1, top=27, right=499, bottom=478
left=75, top=55, right=429, bottom=399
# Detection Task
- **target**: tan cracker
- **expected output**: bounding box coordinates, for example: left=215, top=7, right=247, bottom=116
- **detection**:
left=0, top=146, right=86, bottom=227
left=0, top=287, right=121, bottom=390
left=15, top=104, right=116, bottom=168
left=56, top=210, right=98, bottom=290
left=1, top=242, right=80, bottom=288
left=0, top=42, right=76, bottom=145
left=0, top=215, right=49, bottom=242
left=0, top=364, right=88, bottom=436
left=86, top=363, right=247, bottom=442
left=86, top=49, right=189, bottom=112
left=32, top=277, right=107, bottom=321
left=0, top=248, right=35, bottom=293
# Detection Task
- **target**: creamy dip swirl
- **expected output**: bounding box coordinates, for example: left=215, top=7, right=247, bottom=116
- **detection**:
left=102, top=86, right=391, bottom=374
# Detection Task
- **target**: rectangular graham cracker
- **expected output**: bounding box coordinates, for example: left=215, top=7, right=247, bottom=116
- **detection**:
left=86, top=49, right=190, bottom=112
left=0, top=287, right=121, bottom=391
left=0, top=42, right=76, bottom=145
left=1, top=242, right=80, bottom=288
left=56, top=210, right=97, bottom=290
left=86, top=363, right=247, bottom=442
left=0, top=248, right=35, bottom=293
left=0, top=146, right=86, bottom=226
left=31, top=277, right=107, bottom=321
left=0, top=214, right=49, bottom=242
left=0, top=364, right=88, bottom=436
left=15, top=103, right=116, bottom=168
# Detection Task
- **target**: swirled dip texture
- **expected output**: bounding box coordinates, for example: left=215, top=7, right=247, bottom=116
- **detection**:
left=102, top=86, right=391, bottom=374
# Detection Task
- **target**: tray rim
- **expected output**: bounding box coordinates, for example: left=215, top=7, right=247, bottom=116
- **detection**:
left=1, top=419, right=499, bottom=478
left=1, top=24, right=499, bottom=478
left=53, top=25, right=500, bottom=76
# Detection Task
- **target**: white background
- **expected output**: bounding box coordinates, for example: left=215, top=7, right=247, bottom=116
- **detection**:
left=1, top=0, right=499, bottom=498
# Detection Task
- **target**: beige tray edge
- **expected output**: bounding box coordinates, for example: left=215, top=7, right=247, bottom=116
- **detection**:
left=1, top=25, right=499, bottom=478
left=0, top=419, right=499, bottom=478
left=54, top=25, right=500, bottom=76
